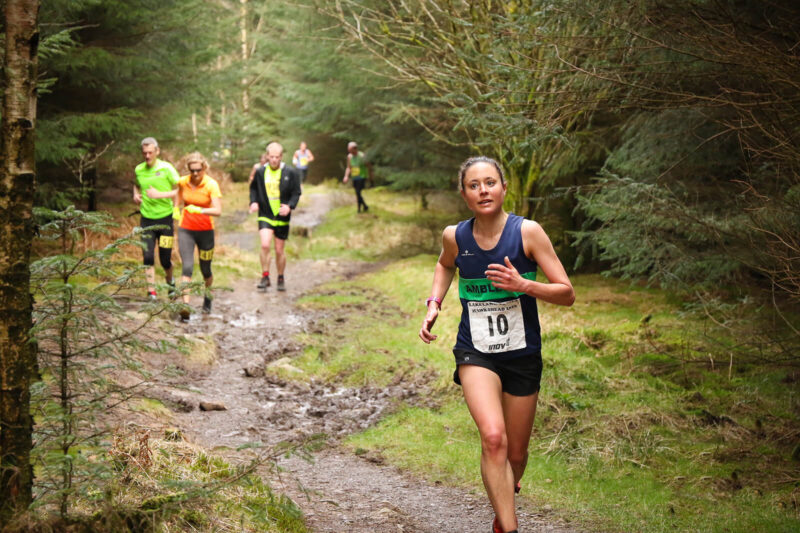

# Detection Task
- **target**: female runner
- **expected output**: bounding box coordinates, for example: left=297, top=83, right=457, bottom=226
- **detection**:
left=419, top=156, right=574, bottom=533
left=150, top=152, right=222, bottom=320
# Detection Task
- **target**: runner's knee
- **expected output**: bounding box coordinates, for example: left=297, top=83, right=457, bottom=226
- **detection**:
left=158, top=247, right=172, bottom=270
left=481, top=429, right=508, bottom=457
left=507, top=447, right=528, bottom=469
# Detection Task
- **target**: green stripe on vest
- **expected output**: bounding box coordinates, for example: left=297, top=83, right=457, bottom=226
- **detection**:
left=458, top=272, right=537, bottom=301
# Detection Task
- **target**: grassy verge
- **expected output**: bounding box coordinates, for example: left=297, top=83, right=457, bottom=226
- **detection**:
left=284, top=189, right=800, bottom=532
left=107, top=430, right=307, bottom=532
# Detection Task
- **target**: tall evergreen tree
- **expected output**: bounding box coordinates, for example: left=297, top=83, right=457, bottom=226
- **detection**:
left=36, top=0, right=225, bottom=205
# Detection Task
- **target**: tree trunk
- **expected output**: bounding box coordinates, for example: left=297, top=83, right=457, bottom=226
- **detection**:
left=0, top=0, right=40, bottom=524
left=240, top=0, right=249, bottom=112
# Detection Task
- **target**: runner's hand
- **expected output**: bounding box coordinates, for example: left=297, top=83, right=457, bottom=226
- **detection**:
left=419, top=304, right=439, bottom=343
left=343, top=176, right=349, bottom=184
left=146, top=186, right=160, bottom=199
left=278, top=204, right=291, bottom=216
left=249, top=202, right=258, bottom=214
left=133, top=192, right=142, bottom=205
left=185, top=205, right=203, bottom=214
left=486, top=256, right=527, bottom=293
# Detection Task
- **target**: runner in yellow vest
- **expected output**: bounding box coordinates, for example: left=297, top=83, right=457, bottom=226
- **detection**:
left=248, top=142, right=302, bottom=291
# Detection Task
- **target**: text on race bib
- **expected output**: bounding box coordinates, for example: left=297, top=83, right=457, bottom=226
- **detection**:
left=467, top=299, right=526, bottom=353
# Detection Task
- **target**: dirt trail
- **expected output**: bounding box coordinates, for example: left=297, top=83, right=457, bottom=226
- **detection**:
left=152, top=192, right=576, bottom=532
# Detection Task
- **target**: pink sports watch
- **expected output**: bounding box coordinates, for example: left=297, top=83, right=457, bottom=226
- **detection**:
left=425, top=296, right=442, bottom=309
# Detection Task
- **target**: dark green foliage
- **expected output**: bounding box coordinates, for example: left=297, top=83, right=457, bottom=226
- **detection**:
left=29, top=207, right=182, bottom=517
left=274, top=1, right=468, bottom=195
left=570, top=1, right=800, bottom=363
left=36, top=0, right=225, bottom=206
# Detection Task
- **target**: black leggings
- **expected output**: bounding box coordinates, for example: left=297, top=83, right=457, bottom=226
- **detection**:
left=178, top=227, right=214, bottom=279
left=141, top=215, right=173, bottom=269
left=353, top=178, right=368, bottom=211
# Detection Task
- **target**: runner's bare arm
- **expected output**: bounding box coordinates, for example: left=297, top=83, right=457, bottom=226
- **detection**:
left=343, top=154, right=351, bottom=183
left=196, top=196, right=221, bottom=217
left=486, top=220, right=574, bottom=306
left=146, top=186, right=178, bottom=199
left=420, top=225, right=458, bottom=343
left=249, top=167, right=260, bottom=212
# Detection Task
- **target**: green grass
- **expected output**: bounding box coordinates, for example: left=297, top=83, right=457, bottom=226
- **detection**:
left=280, top=189, right=800, bottom=533
left=110, top=433, right=307, bottom=532
left=61, top=185, right=797, bottom=532
left=297, top=183, right=468, bottom=262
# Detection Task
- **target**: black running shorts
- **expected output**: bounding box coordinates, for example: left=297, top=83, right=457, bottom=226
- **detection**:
left=453, top=348, right=543, bottom=396
left=258, top=218, right=290, bottom=240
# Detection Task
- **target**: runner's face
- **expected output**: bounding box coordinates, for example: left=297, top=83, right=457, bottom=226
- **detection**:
left=267, top=147, right=283, bottom=170
left=460, top=162, right=505, bottom=214
left=188, top=164, right=204, bottom=182
left=142, top=144, right=159, bottom=167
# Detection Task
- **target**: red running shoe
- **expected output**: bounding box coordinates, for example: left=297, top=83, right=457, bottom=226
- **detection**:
left=515, top=481, right=521, bottom=493
left=492, top=516, right=503, bottom=533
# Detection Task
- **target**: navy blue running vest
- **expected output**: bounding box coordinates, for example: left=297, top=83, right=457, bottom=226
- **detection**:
left=454, top=213, right=541, bottom=360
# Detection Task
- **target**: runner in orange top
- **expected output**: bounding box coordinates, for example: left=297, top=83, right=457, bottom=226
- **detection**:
left=151, top=152, right=222, bottom=320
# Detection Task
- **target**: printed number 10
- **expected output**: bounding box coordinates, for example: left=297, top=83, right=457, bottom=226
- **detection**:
left=487, top=314, right=508, bottom=336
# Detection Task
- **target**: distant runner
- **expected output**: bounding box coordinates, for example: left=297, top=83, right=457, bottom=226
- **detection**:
left=133, top=137, right=179, bottom=300
left=150, top=152, right=222, bottom=321
left=419, top=156, right=575, bottom=533
left=292, top=141, right=315, bottom=185
left=249, top=142, right=301, bottom=292
left=342, top=141, right=372, bottom=213
left=248, top=153, right=267, bottom=185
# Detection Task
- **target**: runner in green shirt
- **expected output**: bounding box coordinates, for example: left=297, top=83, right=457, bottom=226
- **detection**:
left=342, top=141, right=373, bottom=213
left=132, top=137, right=179, bottom=299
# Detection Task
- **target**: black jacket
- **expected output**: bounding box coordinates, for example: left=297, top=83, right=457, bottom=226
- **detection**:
left=249, top=164, right=301, bottom=221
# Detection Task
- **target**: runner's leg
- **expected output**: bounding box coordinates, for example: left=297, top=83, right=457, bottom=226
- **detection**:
left=458, top=364, right=517, bottom=533
left=197, top=230, right=214, bottom=312
left=178, top=227, right=196, bottom=305
left=274, top=237, right=286, bottom=277
left=142, top=221, right=157, bottom=294
left=157, top=219, right=174, bottom=284
left=502, top=391, right=538, bottom=488
left=259, top=227, right=274, bottom=274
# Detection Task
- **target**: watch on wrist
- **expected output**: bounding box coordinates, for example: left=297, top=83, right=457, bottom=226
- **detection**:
left=426, top=296, right=442, bottom=309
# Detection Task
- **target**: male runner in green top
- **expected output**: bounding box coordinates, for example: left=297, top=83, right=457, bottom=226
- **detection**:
left=249, top=142, right=301, bottom=291
left=132, top=137, right=180, bottom=299
left=342, top=141, right=373, bottom=213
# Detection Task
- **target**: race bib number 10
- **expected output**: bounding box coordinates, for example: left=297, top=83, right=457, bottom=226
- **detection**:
left=467, top=299, right=526, bottom=353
